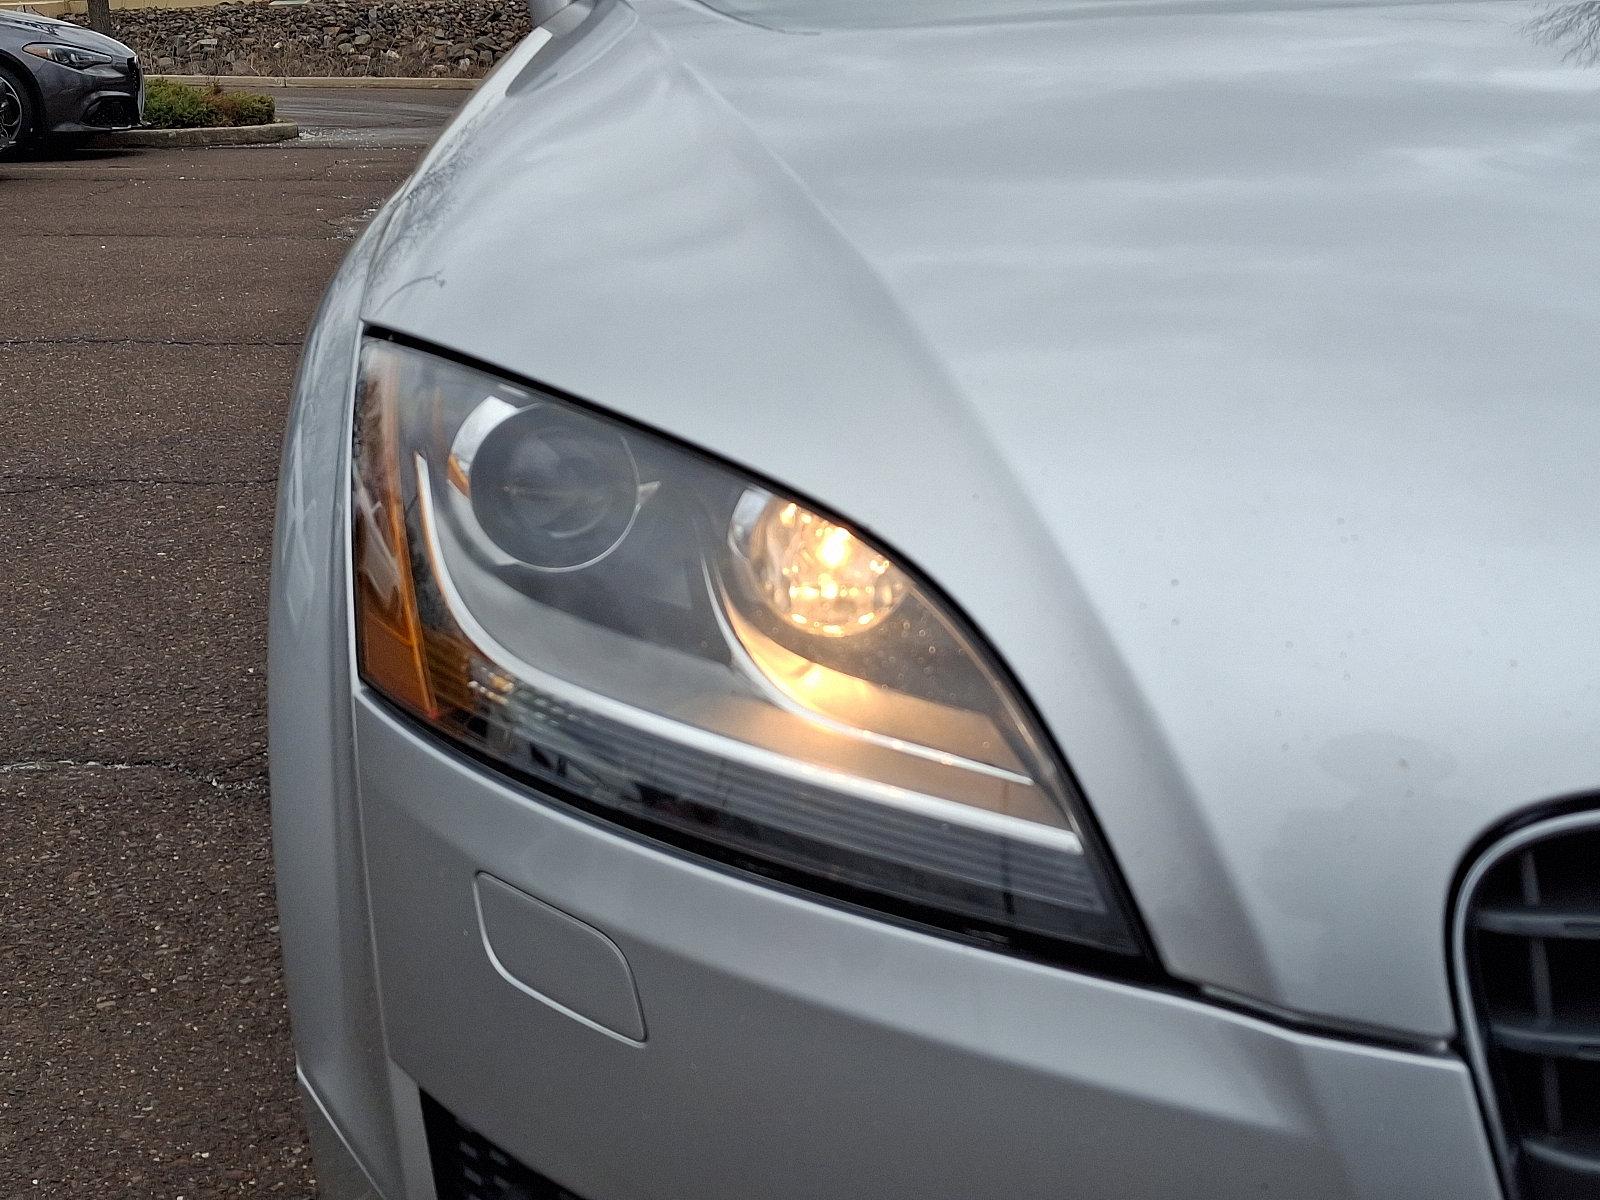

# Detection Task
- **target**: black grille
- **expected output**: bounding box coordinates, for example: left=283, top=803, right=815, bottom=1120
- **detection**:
left=1461, top=818, right=1600, bottom=1200
left=422, top=1093, right=590, bottom=1200
left=82, top=96, right=139, bottom=129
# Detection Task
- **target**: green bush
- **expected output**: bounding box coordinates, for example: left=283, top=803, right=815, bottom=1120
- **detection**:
left=142, top=78, right=213, bottom=128
left=203, top=89, right=276, bottom=127
left=142, top=80, right=276, bottom=129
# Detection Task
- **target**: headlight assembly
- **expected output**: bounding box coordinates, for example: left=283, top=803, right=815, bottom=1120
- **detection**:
left=352, top=336, right=1147, bottom=963
left=24, top=43, right=116, bottom=71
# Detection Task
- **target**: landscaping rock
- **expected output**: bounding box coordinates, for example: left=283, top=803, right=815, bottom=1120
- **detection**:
left=67, top=0, right=532, bottom=78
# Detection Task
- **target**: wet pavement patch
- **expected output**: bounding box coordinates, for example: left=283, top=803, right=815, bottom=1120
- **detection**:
left=0, top=140, right=419, bottom=1198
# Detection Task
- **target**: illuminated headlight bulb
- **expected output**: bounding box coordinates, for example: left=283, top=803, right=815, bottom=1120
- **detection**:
left=733, top=491, right=907, bottom=637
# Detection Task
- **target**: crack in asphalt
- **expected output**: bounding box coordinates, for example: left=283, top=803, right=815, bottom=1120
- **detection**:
left=16, top=234, right=355, bottom=242
left=0, top=336, right=303, bottom=348
left=0, top=756, right=267, bottom=794
left=84, top=178, right=136, bottom=199
left=0, top=473, right=276, bottom=496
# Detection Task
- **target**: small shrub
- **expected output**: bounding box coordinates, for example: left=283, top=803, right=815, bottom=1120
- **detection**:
left=202, top=87, right=275, bottom=127
left=141, top=80, right=276, bottom=129
left=142, top=78, right=212, bottom=128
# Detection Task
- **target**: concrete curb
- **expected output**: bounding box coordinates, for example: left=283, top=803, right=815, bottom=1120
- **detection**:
left=91, top=121, right=300, bottom=147
left=150, top=74, right=480, bottom=89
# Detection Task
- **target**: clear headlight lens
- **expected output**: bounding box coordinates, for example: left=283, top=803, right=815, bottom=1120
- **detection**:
left=24, top=43, right=115, bottom=71
left=352, top=337, right=1144, bottom=959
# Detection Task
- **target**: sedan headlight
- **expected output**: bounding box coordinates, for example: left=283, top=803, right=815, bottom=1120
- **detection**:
left=24, top=43, right=116, bottom=71
left=352, top=336, right=1147, bottom=962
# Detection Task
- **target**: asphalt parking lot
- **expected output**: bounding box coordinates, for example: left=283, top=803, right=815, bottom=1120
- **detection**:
left=273, top=87, right=468, bottom=147
left=1, top=93, right=460, bottom=1197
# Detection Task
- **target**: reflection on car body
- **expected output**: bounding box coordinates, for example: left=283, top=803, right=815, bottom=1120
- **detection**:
left=268, top=2, right=1600, bottom=1199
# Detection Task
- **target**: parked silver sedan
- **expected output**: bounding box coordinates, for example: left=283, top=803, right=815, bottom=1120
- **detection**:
left=269, top=2, right=1600, bottom=1198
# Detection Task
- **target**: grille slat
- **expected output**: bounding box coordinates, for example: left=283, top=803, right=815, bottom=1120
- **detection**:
left=1461, top=817, right=1600, bottom=1199
left=1475, top=906, right=1600, bottom=939
left=421, top=1093, right=589, bottom=1200
left=1524, top=1136, right=1600, bottom=1200
left=1492, top=1019, right=1600, bottom=1061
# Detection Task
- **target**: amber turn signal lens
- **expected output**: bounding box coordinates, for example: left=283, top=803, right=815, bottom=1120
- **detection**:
left=351, top=355, right=439, bottom=720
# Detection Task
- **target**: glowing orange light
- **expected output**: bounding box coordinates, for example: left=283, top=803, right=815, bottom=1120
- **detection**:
left=742, top=497, right=906, bottom=637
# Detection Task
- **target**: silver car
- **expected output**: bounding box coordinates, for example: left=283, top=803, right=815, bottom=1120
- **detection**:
left=268, top=2, right=1600, bottom=1198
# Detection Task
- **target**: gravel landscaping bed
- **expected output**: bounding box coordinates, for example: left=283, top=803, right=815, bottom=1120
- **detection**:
left=68, top=0, right=532, bottom=78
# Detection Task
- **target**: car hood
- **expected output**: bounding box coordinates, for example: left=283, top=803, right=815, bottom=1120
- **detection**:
left=0, top=9, right=134, bottom=56
left=363, top=0, right=1600, bottom=1037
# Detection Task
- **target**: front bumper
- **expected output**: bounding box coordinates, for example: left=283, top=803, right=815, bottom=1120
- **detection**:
left=290, top=693, right=1505, bottom=1200
left=35, top=55, right=142, bottom=134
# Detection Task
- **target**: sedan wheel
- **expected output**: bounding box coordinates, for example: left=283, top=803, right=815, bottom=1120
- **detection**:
left=0, top=69, right=32, bottom=152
